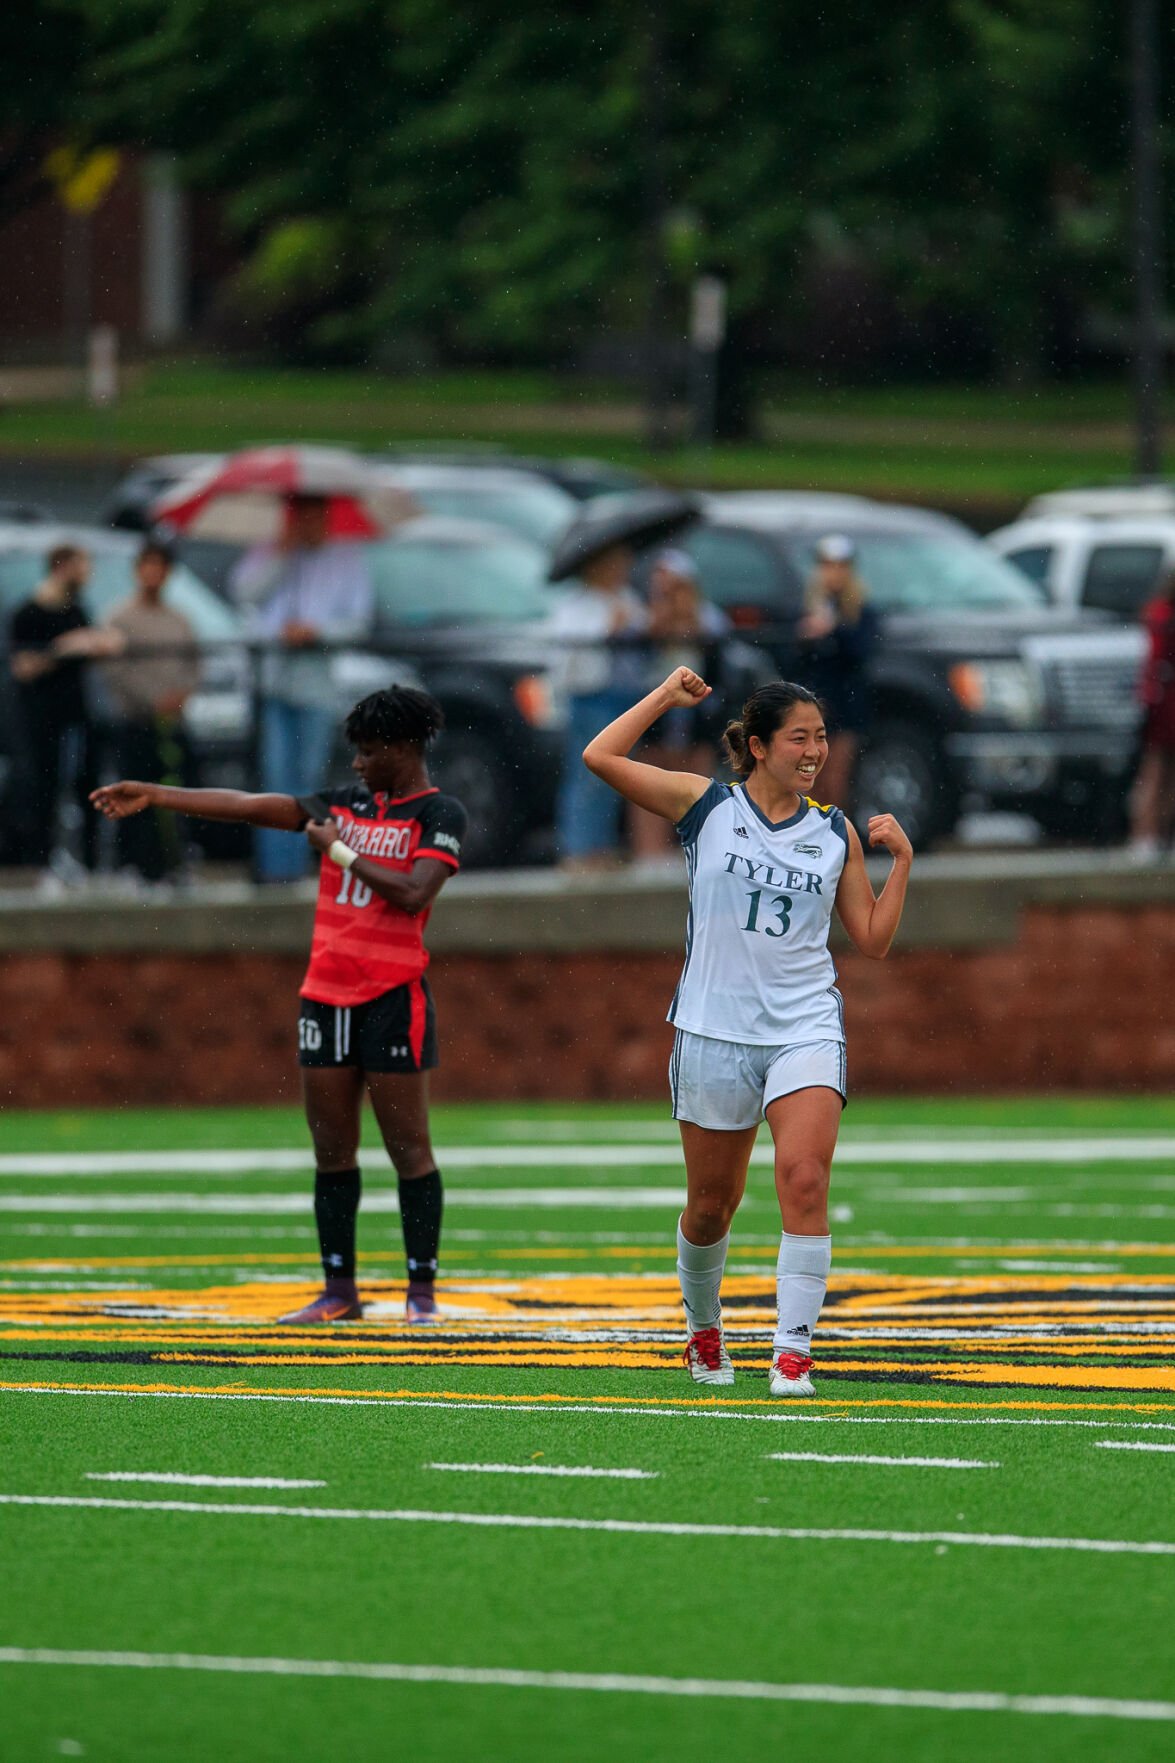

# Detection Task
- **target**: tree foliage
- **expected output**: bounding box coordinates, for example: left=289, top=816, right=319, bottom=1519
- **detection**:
left=77, top=0, right=1171, bottom=376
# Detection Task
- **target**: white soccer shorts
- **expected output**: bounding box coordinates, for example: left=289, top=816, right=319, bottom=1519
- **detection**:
left=669, top=1029, right=847, bottom=1130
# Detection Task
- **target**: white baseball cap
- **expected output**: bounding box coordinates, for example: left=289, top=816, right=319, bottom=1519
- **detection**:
left=815, top=533, right=857, bottom=563
left=654, top=547, right=699, bottom=579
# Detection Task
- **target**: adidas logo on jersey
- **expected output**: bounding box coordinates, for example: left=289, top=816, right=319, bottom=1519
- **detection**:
left=734, top=825, right=749, bottom=837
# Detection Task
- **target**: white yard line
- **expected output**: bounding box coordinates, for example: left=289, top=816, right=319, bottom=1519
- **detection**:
left=0, top=1648, right=1171, bottom=1722
left=0, top=1493, right=1171, bottom=1556
left=0, top=1190, right=688, bottom=1214
left=11, top=1179, right=1175, bottom=1213
left=3, top=1135, right=1175, bottom=1177
left=426, top=1462, right=657, bottom=1480
left=1095, top=1442, right=1175, bottom=1455
left=767, top=1452, right=998, bottom=1469
left=84, top=1472, right=326, bottom=1489
left=7, top=1384, right=1175, bottom=1432
left=0, top=1647, right=1171, bottom=1722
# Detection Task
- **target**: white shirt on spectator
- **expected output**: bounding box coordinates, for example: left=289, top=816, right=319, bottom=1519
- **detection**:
left=231, top=541, right=374, bottom=708
left=547, top=585, right=648, bottom=697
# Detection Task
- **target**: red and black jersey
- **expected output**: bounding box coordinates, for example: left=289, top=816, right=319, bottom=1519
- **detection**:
left=297, top=785, right=466, bottom=1007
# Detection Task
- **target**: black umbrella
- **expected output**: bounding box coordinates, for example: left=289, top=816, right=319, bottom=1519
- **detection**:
left=547, top=490, right=701, bottom=582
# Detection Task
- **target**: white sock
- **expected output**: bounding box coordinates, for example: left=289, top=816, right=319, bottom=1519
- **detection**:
left=773, top=1232, right=831, bottom=1356
left=676, top=1217, right=729, bottom=1335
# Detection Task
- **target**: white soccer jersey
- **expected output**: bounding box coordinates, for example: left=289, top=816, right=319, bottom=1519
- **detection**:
left=668, top=781, right=849, bottom=1046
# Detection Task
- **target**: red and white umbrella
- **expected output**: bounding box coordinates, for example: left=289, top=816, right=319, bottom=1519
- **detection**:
left=150, top=445, right=417, bottom=542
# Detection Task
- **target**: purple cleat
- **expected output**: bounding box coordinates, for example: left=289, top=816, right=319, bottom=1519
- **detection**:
left=406, top=1282, right=440, bottom=1324
left=277, top=1286, right=363, bottom=1324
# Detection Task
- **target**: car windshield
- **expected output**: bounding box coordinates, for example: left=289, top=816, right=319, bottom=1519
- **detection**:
left=407, top=484, right=575, bottom=548
left=0, top=547, right=241, bottom=641
left=788, top=530, right=1048, bottom=612
left=366, top=536, right=551, bottom=627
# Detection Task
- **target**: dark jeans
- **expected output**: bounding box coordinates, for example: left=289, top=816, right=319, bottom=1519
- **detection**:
left=112, top=717, right=189, bottom=880
left=15, top=712, right=100, bottom=870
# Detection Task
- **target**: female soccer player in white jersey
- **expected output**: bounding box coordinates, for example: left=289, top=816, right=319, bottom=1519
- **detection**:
left=584, top=669, right=912, bottom=1395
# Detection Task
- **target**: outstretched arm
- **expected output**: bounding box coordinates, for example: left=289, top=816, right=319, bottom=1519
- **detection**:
left=834, top=815, right=913, bottom=958
left=304, top=817, right=453, bottom=915
left=91, top=781, right=304, bottom=832
left=582, top=667, right=716, bottom=822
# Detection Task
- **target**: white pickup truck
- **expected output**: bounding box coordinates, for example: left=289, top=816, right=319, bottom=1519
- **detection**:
left=988, top=487, right=1175, bottom=622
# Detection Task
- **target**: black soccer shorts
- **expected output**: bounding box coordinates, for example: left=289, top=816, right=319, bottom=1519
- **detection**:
left=297, top=978, right=438, bottom=1073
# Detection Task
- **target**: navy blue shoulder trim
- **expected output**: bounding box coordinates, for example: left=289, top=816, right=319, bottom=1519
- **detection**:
left=811, top=800, right=849, bottom=852
left=675, top=780, right=731, bottom=847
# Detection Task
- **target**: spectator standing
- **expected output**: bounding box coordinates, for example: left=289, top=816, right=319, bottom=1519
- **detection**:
left=230, top=493, right=374, bottom=882
left=1129, top=573, right=1175, bottom=861
left=795, top=534, right=880, bottom=813
left=100, top=539, right=200, bottom=886
left=629, top=549, right=731, bottom=865
left=548, top=541, right=648, bottom=869
left=8, top=544, right=119, bottom=893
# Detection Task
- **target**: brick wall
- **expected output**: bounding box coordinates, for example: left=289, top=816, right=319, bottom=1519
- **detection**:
left=3, top=902, right=1173, bottom=1107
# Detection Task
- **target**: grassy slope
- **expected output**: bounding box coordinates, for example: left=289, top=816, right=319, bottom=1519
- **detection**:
left=0, top=363, right=1165, bottom=509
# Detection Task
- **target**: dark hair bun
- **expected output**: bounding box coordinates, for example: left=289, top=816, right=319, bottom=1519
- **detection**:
left=723, top=681, right=823, bottom=778
left=722, top=720, right=748, bottom=772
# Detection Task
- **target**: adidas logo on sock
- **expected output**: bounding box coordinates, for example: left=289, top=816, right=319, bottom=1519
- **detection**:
left=786, top=1323, right=811, bottom=1337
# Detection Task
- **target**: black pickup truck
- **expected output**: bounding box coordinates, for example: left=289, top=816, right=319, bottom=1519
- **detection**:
left=669, top=493, right=1144, bottom=848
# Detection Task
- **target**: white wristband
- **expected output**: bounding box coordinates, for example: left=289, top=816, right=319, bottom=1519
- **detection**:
left=328, top=840, right=356, bottom=871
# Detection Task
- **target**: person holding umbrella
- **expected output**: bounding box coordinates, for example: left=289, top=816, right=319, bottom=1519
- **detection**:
left=152, top=449, right=399, bottom=884
left=547, top=493, right=699, bottom=868
left=231, top=494, right=374, bottom=882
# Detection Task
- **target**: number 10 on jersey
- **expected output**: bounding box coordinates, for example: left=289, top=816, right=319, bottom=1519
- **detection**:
left=336, top=869, right=372, bottom=908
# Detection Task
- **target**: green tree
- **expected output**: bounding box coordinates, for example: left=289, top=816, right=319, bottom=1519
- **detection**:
left=0, top=2, right=95, bottom=225
left=82, top=0, right=1169, bottom=384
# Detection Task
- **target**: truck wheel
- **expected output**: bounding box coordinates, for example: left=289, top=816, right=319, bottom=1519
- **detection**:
left=854, top=720, right=953, bottom=851
left=429, top=726, right=519, bottom=868
left=1037, top=791, right=1129, bottom=847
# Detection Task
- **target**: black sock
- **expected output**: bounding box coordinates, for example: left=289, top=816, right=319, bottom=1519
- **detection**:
left=314, top=1167, right=361, bottom=1283
left=399, top=1168, right=443, bottom=1285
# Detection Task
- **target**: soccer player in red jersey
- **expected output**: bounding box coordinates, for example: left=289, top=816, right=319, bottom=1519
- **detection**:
left=91, top=687, right=466, bottom=1324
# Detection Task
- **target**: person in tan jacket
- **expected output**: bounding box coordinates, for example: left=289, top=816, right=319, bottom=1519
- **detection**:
left=101, top=539, right=200, bottom=884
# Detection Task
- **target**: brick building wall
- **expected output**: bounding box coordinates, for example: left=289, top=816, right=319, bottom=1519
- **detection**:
left=2, top=902, right=1173, bottom=1108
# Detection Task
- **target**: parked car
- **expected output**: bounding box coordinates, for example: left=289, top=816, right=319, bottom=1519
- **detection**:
left=376, top=448, right=651, bottom=502
left=363, top=518, right=562, bottom=865
left=103, top=454, right=223, bottom=531
left=0, top=522, right=254, bottom=862
left=367, top=462, right=578, bottom=550
left=988, top=509, right=1175, bottom=623
left=659, top=493, right=1144, bottom=848
left=0, top=521, right=561, bottom=869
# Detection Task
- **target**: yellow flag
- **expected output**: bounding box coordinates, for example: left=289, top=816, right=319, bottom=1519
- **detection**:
left=45, top=146, right=122, bottom=216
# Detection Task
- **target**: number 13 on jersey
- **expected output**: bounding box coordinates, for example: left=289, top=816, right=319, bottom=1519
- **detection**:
left=742, top=889, right=792, bottom=936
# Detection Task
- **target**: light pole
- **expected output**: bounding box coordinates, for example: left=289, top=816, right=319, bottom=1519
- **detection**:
left=1131, top=0, right=1163, bottom=479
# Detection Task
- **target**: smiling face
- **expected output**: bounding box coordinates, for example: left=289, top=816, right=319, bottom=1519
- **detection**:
left=748, top=703, right=829, bottom=795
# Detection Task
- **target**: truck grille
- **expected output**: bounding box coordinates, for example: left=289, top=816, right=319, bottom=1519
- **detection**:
left=1026, top=631, right=1146, bottom=732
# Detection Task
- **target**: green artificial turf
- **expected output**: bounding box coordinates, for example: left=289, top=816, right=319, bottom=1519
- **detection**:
left=1, top=1098, right=1174, bottom=1762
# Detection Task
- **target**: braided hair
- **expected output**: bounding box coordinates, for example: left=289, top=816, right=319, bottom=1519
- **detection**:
left=344, top=687, right=445, bottom=749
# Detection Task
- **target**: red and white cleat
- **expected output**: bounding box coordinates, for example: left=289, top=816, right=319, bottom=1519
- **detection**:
left=769, top=1351, right=815, bottom=1397
left=406, top=1282, right=440, bottom=1324
left=684, top=1326, right=734, bottom=1386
